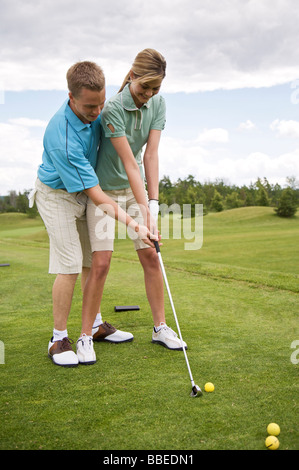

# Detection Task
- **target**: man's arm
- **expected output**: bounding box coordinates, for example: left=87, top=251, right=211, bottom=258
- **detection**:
left=84, top=184, right=156, bottom=247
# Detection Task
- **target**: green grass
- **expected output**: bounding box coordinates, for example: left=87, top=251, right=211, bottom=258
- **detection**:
left=0, top=208, right=298, bottom=450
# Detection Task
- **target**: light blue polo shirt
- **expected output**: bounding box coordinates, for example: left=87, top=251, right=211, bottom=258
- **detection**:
left=38, top=100, right=100, bottom=192
left=96, top=84, right=166, bottom=190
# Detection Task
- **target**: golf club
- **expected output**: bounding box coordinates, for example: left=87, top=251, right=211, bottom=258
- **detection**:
left=154, top=241, right=202, bottom=398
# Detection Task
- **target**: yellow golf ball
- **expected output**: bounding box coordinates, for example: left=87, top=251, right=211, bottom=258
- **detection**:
left=204, top=382, right=215, bottom=392
left=267, top=423, right=280, bottom=436
left=265, top=435, right=279, bottom=450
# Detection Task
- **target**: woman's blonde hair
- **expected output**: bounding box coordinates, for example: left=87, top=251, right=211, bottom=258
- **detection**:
left=119, top=48, right=166, bottom=92
left=67, top=61, right=105, bottom=97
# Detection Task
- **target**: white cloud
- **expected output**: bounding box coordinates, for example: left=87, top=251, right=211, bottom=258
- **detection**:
left=1, top=0, right=299, bottom=194
left=238, top=120, right=256, bottom=131
left=1, top=0, right=299, bottom=92
left=1, top=119, right=297, bottom=195
left=0, top=120, right=44, bottom=193
left=270, top=119, right=299, bottom=138
left=197, top=128, right=229, bottom=145
left=9, top=118, right=48, bottom=128
left=158, top=136, right=299, bottom=187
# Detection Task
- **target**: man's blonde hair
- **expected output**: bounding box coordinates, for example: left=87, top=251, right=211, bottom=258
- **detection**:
left=119, top=49, right=166, bottom=92
left=66, top=61, right=105, bottom=97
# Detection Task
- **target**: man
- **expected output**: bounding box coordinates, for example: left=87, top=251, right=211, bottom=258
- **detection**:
left=31, top=61, right=155, bottom=367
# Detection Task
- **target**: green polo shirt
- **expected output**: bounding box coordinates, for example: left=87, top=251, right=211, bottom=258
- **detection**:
left=96, top=84, right=166, bottom=190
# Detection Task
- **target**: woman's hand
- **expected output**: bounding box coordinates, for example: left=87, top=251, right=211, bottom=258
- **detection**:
left=130, top=222, right=161, bottom=248
left=148, top=199, right=159, bottom=237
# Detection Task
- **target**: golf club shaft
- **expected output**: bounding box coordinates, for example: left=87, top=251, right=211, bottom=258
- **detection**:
left=154, top=241, right=195, bottom=388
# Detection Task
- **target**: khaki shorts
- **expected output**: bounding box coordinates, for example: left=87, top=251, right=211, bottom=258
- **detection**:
left=34, top=178, right=92, bottom=274
left=87, top=187, right=149, bottom=252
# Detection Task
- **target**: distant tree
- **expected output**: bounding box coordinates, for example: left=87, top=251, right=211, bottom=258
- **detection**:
left=8, top=190, right=17, bottom=208
left=245, top=182, right=256, bottom=206
left=225, top=191, right=242, bottom=209
left=275, top=187, right=297, bottom=218
left=285, top=176, right=299, bottom=206
left=238, top=187, right=248, bottom=206
left=16, top=192, right=29, bottom=213
left=256, top=187, right=270, bottom=206
left=203, top=181, right=216, bottom=209
left=271, top=183, right=283, bottom=207
left=0, top=189, right=38, bottom=217
left=211, top=190, right=224, bottom=212
left=159, top=176, right=175, bottom=206
left=286, top=176, right=299, bottom=190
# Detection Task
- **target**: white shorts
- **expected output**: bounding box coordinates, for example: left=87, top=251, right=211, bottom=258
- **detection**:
left=87, top=187, right=149, bottom=252
left=35, top=178, right=92, bottom=274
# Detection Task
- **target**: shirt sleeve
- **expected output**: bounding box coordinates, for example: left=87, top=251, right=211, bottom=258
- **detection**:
left=150, top=96, right=166, bottom=131
left=101, top=101, right=126, bottom=138
left=47, top=147, right=99, bottom=192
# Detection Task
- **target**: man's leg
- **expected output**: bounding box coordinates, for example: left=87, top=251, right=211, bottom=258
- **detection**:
left=48, top=273, right=80, bottom=367
left=35, top=181, right=88, bottom=366
left=52, top=273, right=79, bottom=330
left=81, top=266, right=90, bottom=291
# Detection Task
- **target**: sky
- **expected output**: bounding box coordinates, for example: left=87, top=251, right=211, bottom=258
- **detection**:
left=1, top=0, right=299, bottom=195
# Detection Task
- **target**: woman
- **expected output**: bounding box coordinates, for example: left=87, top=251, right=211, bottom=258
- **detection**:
left=85, top=49, right=187, bottom=351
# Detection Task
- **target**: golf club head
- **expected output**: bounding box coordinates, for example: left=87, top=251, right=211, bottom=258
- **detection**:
left=190, top=385, right=203, bottom=397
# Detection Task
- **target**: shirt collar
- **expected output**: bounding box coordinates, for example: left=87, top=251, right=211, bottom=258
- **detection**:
left=65, top=99, right=92, bottom=131
left=121, top=84, right=151, bottom=111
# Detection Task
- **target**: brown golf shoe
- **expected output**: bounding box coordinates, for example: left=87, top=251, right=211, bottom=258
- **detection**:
left=92, top=321, right=134, bottom=343
left=48, top=337, right=79, bottom=367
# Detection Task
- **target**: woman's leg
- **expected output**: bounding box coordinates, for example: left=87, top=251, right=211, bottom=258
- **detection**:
left=81, top=251, right=112, bottom=336
left=137, top=247, right=166, bottom=327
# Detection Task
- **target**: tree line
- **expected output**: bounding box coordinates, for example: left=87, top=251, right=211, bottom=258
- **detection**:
left=1, top=175, right=298, bottom=218
left=159, top=175, right=298, bottom=217
left=0, top=190, right=38, bottom=218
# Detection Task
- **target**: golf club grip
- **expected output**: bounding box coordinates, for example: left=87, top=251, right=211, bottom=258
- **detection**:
left=154, top=240, right=160, bottom=253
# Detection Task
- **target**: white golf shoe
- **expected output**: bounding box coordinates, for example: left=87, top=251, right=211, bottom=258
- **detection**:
left=152, top=323, right=188, bottom=350
left=48, top=337, right=79, bottom=367
left=76, top=334, right=96, bottom=365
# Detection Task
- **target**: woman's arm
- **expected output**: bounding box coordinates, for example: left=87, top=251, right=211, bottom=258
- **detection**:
left=108, top=135, right=152, bottom=228
left=84, top=184, right=156, bottom=246
left=143, top=129, right=161, bottom=200
left=143, top=130, right=161, bottom=228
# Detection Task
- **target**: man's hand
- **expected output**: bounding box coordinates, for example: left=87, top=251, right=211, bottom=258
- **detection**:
left=131, top=223, right=160, bottom=248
